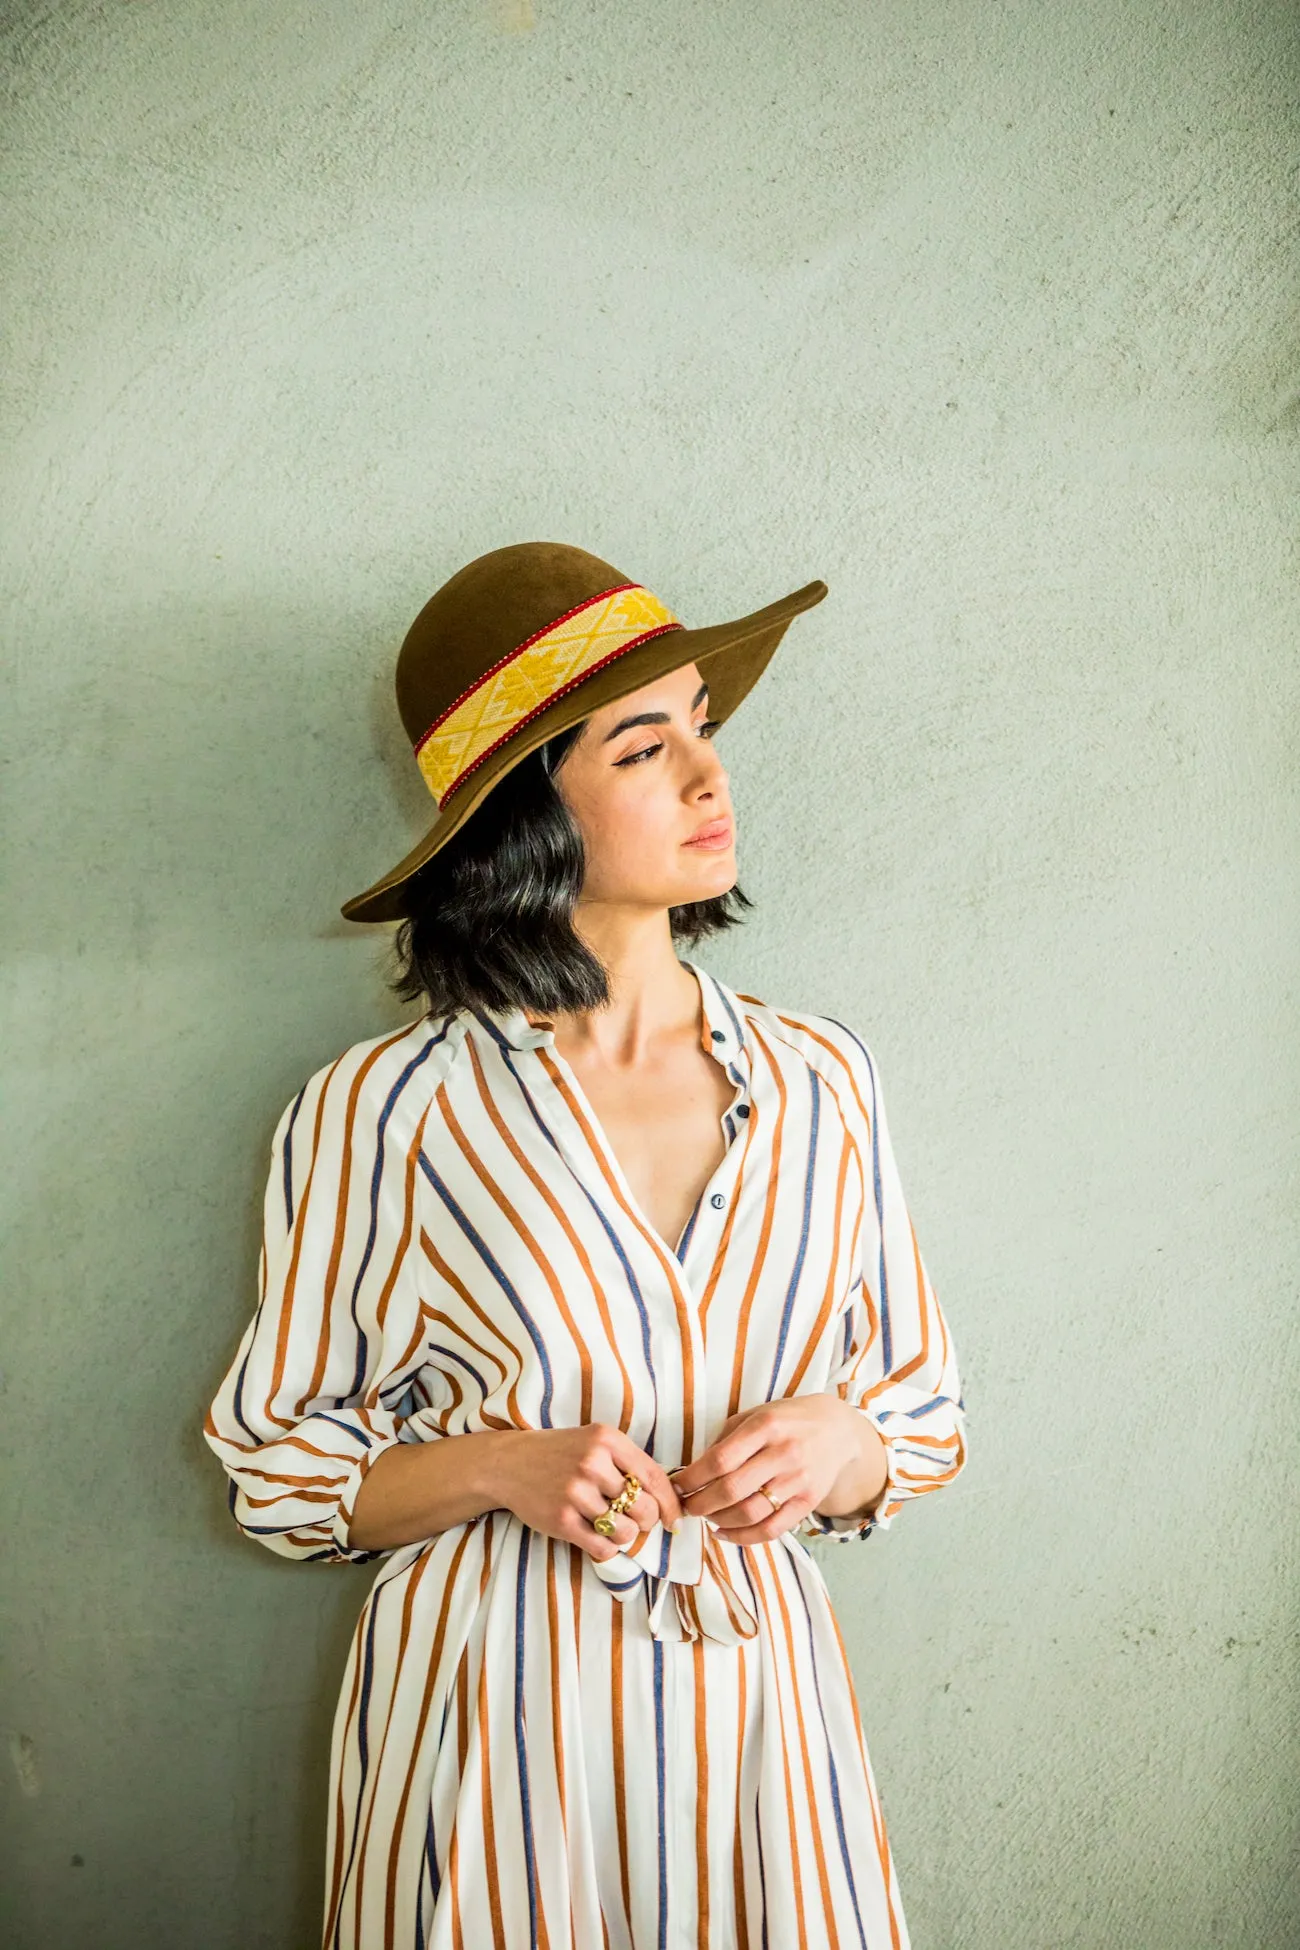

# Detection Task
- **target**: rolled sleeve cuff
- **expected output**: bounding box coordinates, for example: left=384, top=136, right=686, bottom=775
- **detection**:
left=326, top=1440, right=400, bottom=1563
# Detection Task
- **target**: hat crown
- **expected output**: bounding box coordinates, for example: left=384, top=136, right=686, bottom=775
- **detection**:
left=394, top=541, right=639, bottom=748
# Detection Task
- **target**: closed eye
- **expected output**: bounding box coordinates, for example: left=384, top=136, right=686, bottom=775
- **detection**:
left=616, top=718, right=722, bottom=767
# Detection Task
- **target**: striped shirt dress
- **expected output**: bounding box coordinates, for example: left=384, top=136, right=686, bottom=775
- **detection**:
left=204, top=958, right=967, bottom=1950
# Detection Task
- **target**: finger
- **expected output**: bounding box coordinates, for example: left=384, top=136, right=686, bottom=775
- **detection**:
left=716, top=1493, right=818, bottom=1546
left=670, top=1416, right=769, bottom=1499
left=706, top=1479, right=797, bottom=1531
left=677, top=1445, right=782, bottom=1520
left=568, top=1477, right=641, bottom=1551
left=589, top=1471, right=661, bottom=1536
left=565, top=1517, right=623, bottom=1563
left=626, top=1486, right=666, bottom=1533
left=609, top=1437, right=684, bottom=1531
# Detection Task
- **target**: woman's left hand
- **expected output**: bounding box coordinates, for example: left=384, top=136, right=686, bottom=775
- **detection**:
left=668, top=1394, right=889, bottom=1545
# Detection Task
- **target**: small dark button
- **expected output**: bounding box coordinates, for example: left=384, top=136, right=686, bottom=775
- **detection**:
left=710, top=1192, right=726, bottom=1208
left=710, top=1029, right=726, bottom=1042
left=736, top=1104, right=750, bottom=1118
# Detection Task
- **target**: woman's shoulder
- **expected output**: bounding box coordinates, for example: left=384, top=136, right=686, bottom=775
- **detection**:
left=268, top=1008, right=469, bottom=1153
left=730, top=981, right=883, bottom=1102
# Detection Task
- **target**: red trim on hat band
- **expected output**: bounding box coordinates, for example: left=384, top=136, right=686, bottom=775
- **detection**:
left=413, top=582, right=684, bottom=808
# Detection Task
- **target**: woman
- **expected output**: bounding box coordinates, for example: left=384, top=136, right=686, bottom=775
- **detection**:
left=205, top=541, right=968, bottom=1950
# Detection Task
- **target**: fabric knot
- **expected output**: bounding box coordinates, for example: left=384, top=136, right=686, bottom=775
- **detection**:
left=588, top=1513, right=761, bottom=1645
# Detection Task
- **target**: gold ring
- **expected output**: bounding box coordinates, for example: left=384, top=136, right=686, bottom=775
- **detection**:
left=760, top=1485, right=783, bottom=1513
left=592, top=1471, right=641, bottom=1537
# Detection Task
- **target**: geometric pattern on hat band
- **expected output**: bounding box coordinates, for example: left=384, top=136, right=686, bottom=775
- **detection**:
left=414, top=582, right=684, bottom=807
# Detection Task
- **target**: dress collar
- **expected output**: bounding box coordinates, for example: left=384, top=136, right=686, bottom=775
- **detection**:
left=472, top=957, right=747, bottom=1067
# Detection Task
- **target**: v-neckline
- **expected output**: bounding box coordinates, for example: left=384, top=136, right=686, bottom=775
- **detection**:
left=535, top=961, right=749, bottom=1270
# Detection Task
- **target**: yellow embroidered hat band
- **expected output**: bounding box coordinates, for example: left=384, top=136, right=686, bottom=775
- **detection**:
left=340, top=540, right=828, bottom=924
left=414, top=581, right=684, bottom=809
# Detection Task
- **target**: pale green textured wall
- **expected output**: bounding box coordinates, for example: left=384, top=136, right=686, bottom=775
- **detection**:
left=3, top=3, right=1297, bottom=1945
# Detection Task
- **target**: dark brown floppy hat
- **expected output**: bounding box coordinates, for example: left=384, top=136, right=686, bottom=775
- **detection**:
left=340, top=540, right=828, bottom=923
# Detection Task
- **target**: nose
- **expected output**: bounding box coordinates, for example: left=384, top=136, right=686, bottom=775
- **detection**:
left=688, top=734, right=729, bottom=792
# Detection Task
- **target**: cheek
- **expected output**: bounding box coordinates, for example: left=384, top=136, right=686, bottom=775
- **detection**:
left=579, top=786, right=677, bottom=886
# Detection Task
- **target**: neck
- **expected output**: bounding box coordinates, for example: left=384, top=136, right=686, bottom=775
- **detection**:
left=525, top=915, right=701, bottom=1065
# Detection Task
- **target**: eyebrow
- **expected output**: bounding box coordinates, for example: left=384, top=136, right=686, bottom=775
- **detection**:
left=599, top=681, right=710, bottom=746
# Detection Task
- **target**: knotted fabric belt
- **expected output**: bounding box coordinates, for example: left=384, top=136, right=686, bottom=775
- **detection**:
left=588, top=1512, right=766, bottom=1645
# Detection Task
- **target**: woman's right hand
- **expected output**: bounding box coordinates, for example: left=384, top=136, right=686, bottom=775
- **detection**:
left=495, top=1424, right=685, bottom=1561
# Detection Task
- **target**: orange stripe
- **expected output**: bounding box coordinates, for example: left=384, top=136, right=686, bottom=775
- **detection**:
left=726, top=1025, right=789, bottom=1416
left=610, top=1597, right=633, bottom=1937
left=692, top=1637, right=711, bottom=1947
left=543, top=1539, right=577, bottom=1950
left=732, top=1647, right=749, bottom=1945
left=266, top=1053, right=344, bottom=1429
left=696, top=1098, right=762, bottom=1332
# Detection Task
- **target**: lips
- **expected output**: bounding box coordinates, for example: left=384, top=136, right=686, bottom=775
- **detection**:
left=685, top=818, right=733, bottom=847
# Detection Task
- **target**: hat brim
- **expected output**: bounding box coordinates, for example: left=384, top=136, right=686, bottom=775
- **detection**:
left=340, top=576, right=828, bottom=924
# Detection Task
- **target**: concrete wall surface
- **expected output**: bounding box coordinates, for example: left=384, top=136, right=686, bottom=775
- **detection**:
left=3, top=2, right=1297, bottom=1945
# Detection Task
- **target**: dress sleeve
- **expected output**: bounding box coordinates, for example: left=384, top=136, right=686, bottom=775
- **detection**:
left=797, top=1036, right=968, bottom=1543
left=203, top=1047, right=437, bottom=1565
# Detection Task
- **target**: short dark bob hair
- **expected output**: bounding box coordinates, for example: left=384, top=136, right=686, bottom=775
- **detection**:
left=388, top=720, right=752, bottom=1021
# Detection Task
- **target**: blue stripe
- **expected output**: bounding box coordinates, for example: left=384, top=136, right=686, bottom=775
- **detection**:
left=229, top=1347, right=260, bottom=1448
left=424, top=1796, right=440, bottom=1913
left=419, top=1157, right=557, bottom=1428
left=347, top=1028, right=450, bottom=1393
left=230, top=1160, right=306, bottom=1448
left=330, top=1584, right=385, bottom=1948
left=689, top=960, right=748, bottom=1054
left=674, top=1190, right=704, bottom=1260
left=468, top=1005, right=516, bottom=1053
left=768, top=1069, right=819, bottom=1392
left=737, top=1554, right=771, bottom=1950
left=653, top=1635, right=668, bottom=1950
left=824, top=1023, right=891, bottom=1373
left=902, top=1394, right=959, bottom=1419
left=514, top=1528, right=540, bottom=1947
left=315, top=1412, right=373, bottom=1448
left=426, top=1340, right=496, bottom=1410
left=281, top=1082, right=307, bottom=1229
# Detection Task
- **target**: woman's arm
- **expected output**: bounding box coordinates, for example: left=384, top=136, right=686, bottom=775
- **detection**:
left=350, top=1423, right=685, bottom=1555
left=203, top=1050, right=444, bottom=1563
left=799, top=1032, right=967, bottom=1541
left=810, top=1398, right=891, bottom=1521
left=347, top=1429, right=522, bottom=1550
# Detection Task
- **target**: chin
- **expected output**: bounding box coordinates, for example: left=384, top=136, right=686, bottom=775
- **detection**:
left=675, top=859, right=738, bottom=901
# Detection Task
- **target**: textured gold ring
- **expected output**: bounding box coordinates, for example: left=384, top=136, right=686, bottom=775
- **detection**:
left=592, top=1471, right=641, bottom=1537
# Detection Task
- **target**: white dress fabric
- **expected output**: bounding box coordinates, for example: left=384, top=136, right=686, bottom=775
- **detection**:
left=205, top=958, right=967, bottom=1950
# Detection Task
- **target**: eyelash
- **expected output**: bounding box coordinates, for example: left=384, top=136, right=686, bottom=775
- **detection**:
left=616, top=718, right=722, bottom=767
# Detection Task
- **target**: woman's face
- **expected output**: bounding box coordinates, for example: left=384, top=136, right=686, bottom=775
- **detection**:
left=553, top=661, right=737, bottom=910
